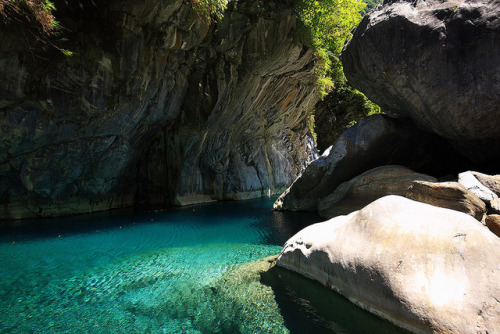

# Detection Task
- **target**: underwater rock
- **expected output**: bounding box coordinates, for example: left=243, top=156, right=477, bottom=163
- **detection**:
left=277, top=195, right=500, bottom=334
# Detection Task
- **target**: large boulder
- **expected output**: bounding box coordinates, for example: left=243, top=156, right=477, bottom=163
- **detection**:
left=317, top=165, right=436, bottom=219
left=406, top=180, right=486, bottom=220
left=274, top=114, right=462, bottom=212
left=341, top=0, right=500, bottom=162
left=277, top=196, right=500, bottom=334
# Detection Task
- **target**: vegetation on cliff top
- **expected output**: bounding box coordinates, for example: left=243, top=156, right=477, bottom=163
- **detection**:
left=0, top=0, right=72, bottom=55
left=190, top=0, right=229, bottom=23
left=190, top=0, right=367, bottom=97
left=0, top=0, right=57, bottom=34
left=361, top=0, right=382, bottom=15
left=188, top=0, right=381, bottom=144
left=294, top=0, right=365, bottom=97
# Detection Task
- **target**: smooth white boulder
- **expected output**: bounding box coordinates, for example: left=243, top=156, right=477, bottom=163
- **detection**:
left=276, top=195, right=500, bottom=334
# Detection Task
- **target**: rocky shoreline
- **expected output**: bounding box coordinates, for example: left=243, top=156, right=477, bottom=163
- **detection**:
left=274, top=0, right=500, bottom=332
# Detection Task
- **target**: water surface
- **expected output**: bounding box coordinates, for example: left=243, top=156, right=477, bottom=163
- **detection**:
left=0, top=197, right=406, bottom=333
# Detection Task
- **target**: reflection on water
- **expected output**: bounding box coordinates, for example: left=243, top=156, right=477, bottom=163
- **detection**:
left=0, top=197, right=405, bottom=333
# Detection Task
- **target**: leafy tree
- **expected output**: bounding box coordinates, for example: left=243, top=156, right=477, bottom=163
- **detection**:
left=294, top=0, right=365, bottom=97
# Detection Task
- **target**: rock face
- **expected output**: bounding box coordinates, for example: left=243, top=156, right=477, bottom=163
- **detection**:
left=0, top=0, right=318, bottom=218
left=274, top=114, right=464, bottom=212
left=485, top=215, right=500, bottom=238
left=490, top=199, right=500, bottom=215
left=317, top=165, right=436, bottom=219
left=277, top=196, right=500, bottom=334
left=341, top=0, right=500, bottom=162
left=312, top=83, right=377, bottom=154
left=406, top=181, right=486, bottom=221
left=459, top=171, right=500, bottom=202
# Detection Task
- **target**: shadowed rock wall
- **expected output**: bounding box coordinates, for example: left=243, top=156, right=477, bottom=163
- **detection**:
left=0, top=0, right=319, bottom=219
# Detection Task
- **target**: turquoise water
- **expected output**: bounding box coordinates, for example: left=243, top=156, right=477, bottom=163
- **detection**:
left=0, top=198, right=406, bottom=333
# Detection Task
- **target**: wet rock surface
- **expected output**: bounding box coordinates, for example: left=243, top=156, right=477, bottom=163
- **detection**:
left=0, top=0, right=318, bottom=218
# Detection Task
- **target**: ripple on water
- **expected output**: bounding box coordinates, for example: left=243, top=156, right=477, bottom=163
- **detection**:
left=0, top=243, right=282, bottom=333
left=0, top=198, right=407, bottom=333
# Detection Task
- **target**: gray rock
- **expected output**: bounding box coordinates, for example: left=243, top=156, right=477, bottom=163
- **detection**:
left=274, top=114, right=454, bottom=212
left=318, top=165, right=436, bottom=219
left=458, top=171, right=498, bottom=202
left=341, top=0, right=500, bottom=162
left=0, top=0, right=319, bottom=218
left=277, top=195, right=500, bottom=334
left=406, top=180, right=486, bottom=221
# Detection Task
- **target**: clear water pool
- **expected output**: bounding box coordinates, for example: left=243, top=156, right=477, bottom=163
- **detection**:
left=0, top=197, right=407, bottom=333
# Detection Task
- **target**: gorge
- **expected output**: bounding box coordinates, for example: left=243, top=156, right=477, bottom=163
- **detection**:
left=1, top=0, right=500, bottom=333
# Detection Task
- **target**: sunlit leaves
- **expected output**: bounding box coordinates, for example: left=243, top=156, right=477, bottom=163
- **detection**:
left=295, top=0, right=365, bottom=97
left=190, top=0, right=229, bottom=23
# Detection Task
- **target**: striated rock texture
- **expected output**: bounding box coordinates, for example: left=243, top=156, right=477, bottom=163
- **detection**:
left=0, top=0, right=319, bottom=219
left=274, top=114, right=465, bottom=212
left=341, top=0, right=500, bottom=162
left=317, top=165, right=436, bottom=219
left=406, top=180, right=486, bottom=221
left=277, top=196, right=500, bottom=334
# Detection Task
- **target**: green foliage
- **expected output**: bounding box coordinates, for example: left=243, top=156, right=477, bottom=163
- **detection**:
left=294, top=0, right=365, bottom=97
left=314, top=82, right=382, bottom=152
left=307, top=111, right=317, bottom=146
left=293, top=0, right=383, bottom=147
left=0, top=0, right=57, bottom=34
left=360, top=0, right=383, bottom=16
left=0, top=0, right=73, bottom=56
left=190, top=0, right=229, bottom=23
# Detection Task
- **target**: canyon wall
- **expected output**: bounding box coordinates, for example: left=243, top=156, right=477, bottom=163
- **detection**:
left=0, top=0, right=319, bottom=219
